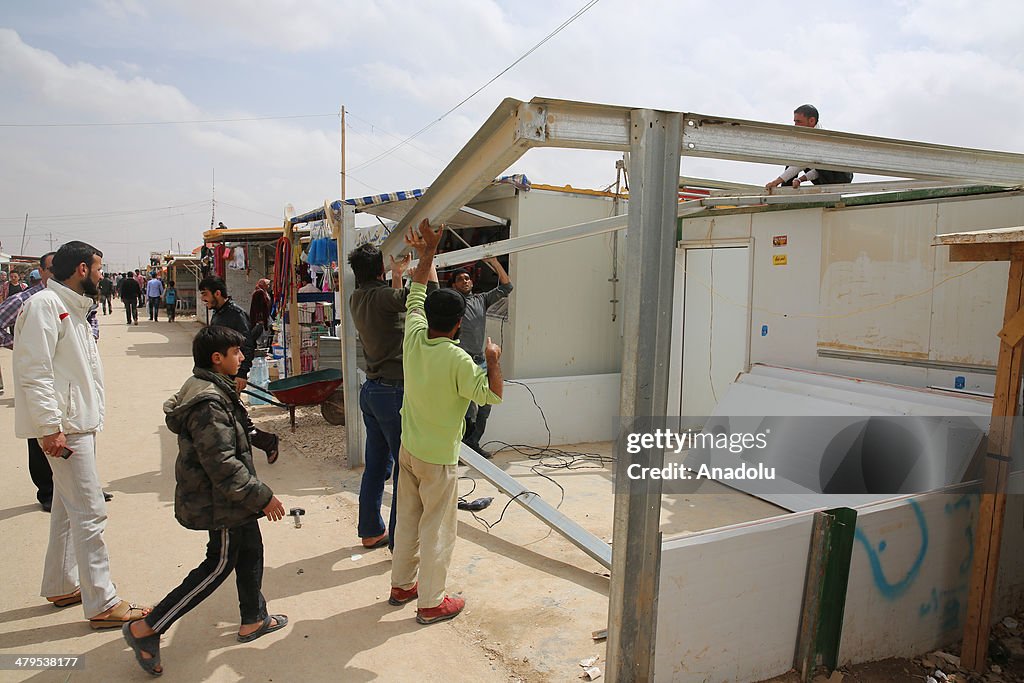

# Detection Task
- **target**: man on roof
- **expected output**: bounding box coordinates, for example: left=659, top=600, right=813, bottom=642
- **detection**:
left=764, top=104, right=854, bottom=190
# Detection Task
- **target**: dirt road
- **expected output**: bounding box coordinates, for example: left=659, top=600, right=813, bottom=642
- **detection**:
left=0, top=313, right=534, bottom=681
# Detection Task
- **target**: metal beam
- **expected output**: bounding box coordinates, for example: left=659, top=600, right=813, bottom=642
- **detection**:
left=451, top=204, right=508, bottom=228
left=743, top=179, right=1011, bottom=197
left=386, top=98, right=535, bottom=260
left=680, top=113, right=1024, bottom=184
left=337, top=204, right=364, bottom=467
left=417, top=192, right=835, bottom=267
left=459, top=446, right=611, bottom=569
left=606, top=109, right=680, bottom=683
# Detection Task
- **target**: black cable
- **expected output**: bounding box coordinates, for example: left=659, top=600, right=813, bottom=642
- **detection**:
left=456, top=379, right=615, bottom=528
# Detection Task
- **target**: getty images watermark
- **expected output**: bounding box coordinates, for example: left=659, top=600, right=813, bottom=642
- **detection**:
left=623, top=427, right=775, bottom=481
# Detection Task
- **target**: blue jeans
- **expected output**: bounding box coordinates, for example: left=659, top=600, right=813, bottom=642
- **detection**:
left=358, top=379, right=403, bottom=543
left=463, top=359, right=491, bottom=450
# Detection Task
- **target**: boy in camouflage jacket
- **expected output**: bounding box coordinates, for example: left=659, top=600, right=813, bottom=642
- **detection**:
left=123, top=326, right=287, bottom=676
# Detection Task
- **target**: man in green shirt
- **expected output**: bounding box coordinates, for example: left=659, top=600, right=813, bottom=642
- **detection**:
left=389, top=219, right=503, bottom=625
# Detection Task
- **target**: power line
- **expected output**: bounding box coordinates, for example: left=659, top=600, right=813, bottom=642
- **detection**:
left=346, top=0, right=603, bottom=174
left=0, top=113, right=337, bottom=128
left=0, top=200, right=210, bottom=221
left=344, top=112, right=448, bottom=164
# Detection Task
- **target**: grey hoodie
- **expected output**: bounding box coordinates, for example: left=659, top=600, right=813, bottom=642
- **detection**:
left=164, top=368, right=273, bottom=530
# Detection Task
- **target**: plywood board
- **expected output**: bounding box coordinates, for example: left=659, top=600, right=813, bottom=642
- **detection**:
left=935, top=226, right=1024, bottom=245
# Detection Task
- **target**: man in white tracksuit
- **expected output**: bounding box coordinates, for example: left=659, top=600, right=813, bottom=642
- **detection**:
left=13, top=240, right=149, bottom=628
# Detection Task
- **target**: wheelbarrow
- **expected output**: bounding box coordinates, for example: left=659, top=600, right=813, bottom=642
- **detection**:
left=242, top=368, right=345, bottom=432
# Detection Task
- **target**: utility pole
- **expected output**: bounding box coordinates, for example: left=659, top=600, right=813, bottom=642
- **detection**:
left=210, top=168, right=216, bottom=230
left=20, top=213, right=28, bottom=254
left=47, top=232, right=56, bottom=251
left=340, top=106, right=347, bottom=202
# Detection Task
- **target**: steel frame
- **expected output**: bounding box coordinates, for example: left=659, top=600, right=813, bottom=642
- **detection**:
left=340, top=95, right=1024, bottom=682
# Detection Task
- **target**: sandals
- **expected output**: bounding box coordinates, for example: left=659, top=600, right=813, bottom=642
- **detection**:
left=122, top=622, right=162, bottom=677
left=361, top=533, right=389, bottom=549
left=237, top=614, right=288, bottom=643
left=46, top=588, right=82, bottom=608
left=89, top=600, right=151, bottom=629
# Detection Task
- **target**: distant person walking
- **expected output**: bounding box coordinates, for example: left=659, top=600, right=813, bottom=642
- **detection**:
left=98, top=274, right=113, bottom=315
left=165, top=281, right=177, bottom=322
left=13, top=240, right=151, bottom=628
left=119, top=272, right=141, bottom=325
left=134, top=270, right=146, bottom=308
left=146, top=274, right=164, bottom=321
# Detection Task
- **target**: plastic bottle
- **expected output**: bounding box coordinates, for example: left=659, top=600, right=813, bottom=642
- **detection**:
left=249, top=356, right=268, bottom=405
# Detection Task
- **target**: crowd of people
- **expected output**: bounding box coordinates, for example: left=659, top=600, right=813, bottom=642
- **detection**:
left=4, top=220, right=514, bottom=676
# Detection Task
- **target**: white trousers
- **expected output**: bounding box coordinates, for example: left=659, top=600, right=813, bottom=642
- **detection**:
left=40, top=432, right=118, bottom=617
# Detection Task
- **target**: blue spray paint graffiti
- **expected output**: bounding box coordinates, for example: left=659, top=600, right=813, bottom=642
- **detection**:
left=855, top=499, right=928, bottom=601
left=855, top=495, right=979, bottom=632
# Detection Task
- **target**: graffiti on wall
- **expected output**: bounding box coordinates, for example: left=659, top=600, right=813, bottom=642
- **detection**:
left=854, top=495, right=977, bottom=632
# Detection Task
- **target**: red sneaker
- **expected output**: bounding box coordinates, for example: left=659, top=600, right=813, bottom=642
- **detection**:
left=389, top=583, right=418, bottom=606
left=416, top=595, right=465, bottom=625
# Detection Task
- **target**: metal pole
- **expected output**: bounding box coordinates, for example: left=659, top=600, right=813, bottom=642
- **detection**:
left=339, top=203, right=364, bottom=466
left=606, top=109, right=681, bottom=682
left=20, top=213, right=28, bottom=254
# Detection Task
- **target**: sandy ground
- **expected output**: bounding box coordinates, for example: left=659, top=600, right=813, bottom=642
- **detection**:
left=0, top=311, right=784, bottom=682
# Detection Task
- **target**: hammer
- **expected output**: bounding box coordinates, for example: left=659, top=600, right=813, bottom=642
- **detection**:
left=289, top=507, right=305, bottom=528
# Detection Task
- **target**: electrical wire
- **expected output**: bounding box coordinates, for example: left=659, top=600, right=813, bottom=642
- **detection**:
left=457, top=378, right=614, bottom=531
left=346, top=0, right=603, bottom=174
left=0, top=200, right=210, bottom=222
left=0, top=114, right=337, bottom=128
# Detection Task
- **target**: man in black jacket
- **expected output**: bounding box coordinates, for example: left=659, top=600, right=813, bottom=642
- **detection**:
left=119, top=272, right=141, bottom=325
left=199, top=276, right=280, bottom=464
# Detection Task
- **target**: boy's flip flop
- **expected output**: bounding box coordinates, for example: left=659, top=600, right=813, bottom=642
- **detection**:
left=237, top=614, right=288, bottom=643
left=122, top=622, right=162, bottom=677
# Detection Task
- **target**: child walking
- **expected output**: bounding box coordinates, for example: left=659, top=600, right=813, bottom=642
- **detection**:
left=165, top=281, right=177, bottom=322
left=123, top=325, right=287, bottom=676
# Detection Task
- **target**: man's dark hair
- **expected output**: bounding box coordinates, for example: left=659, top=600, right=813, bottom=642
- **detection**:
left=39, top=251, right=55, bottom=270
left=51, top=241, right=102, bottom=281
left=425, top=288, right=466, bottom=333
left=450, top=268, right=471, bottom=283
left=198, top=275, right=228, bottom=298
left=169, top=280, right=175, bottom=287
left=347, top=243, right=384, bottom=285
left=135, top=269, right=140, bottom=274
left=794, top=104, right=819, bottom=121
left=193, top=325, right=245, bottom=369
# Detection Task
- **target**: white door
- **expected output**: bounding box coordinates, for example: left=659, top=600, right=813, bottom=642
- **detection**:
left=674, top=246, right=750, bottom=420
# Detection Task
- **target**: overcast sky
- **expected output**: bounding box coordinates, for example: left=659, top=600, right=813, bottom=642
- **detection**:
left=1, top=0, right=1021, bottom=270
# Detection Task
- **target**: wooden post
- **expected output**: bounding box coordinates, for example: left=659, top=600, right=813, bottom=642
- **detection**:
left=284, top=219, right=302, bottom=377
left=961, top=253, right=1024, bottom=669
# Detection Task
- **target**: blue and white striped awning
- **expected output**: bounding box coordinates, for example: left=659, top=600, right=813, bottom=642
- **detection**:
left=345, top=187, right=425, bottom=208
left=289, top=174, right=528, bottom=226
